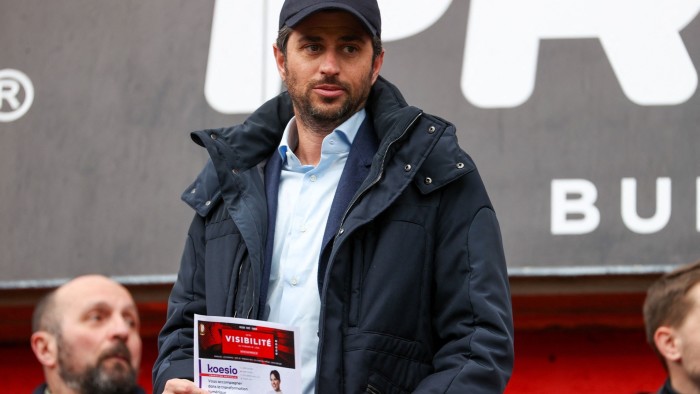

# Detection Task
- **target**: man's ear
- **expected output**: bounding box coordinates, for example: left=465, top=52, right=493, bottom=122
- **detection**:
left=655, top=326, right=682, bottom=362
left=370, top=49, right=385, bottom=85
left=273, top=44, right=287, bottom=82
left=31, top=331, right=58, bottom=367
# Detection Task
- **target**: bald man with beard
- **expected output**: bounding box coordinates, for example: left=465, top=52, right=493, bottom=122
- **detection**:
left=30, top=275, right=146, bottom=394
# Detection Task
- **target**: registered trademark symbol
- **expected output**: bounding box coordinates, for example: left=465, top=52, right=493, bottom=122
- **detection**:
left=0, top=69, right=34, bottom=122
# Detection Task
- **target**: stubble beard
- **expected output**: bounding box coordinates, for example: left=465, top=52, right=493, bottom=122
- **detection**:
left=284, top=63, right=373, bottom=136
left=57, top=334, right=138, bottom=394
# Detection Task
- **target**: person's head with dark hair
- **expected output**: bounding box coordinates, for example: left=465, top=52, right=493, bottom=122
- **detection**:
left=272, top=0, right=385, bottom=138
left=30, top=275, right=143, bottom=394
left=269, top=369, right=281, bottom=392
left=643, top=260, right=700, bottom=394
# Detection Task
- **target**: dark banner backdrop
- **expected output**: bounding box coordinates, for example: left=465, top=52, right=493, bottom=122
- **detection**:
left=1, top=0, right=699, bottom=286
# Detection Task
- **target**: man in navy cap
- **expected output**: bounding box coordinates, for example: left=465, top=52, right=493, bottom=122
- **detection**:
left=154, top=0, right=514, bottom=393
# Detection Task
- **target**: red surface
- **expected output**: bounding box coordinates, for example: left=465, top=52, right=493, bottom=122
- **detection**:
left=506, top=328, right=666, bottom=394
left=3, top=326, right=666, bottom=394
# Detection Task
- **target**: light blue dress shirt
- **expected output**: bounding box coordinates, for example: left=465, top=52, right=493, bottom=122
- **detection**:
left=265, top=109, right=365, bottom=394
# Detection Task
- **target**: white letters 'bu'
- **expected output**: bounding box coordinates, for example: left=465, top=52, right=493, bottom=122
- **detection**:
left=205, top=0, right=452, bottom=114
left=465, top=0, right=700, bottom=107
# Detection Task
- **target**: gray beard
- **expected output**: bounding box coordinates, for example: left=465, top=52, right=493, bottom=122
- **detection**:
left=56, top=334, right=138, bottom=394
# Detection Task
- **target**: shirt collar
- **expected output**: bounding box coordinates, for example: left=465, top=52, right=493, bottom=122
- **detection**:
left=277, top=109, right=366, bottom=162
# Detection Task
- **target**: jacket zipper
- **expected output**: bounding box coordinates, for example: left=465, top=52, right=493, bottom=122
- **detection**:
left=232, top=262, right=245, bottom=318
left=314, top=111, right=423, bottom=391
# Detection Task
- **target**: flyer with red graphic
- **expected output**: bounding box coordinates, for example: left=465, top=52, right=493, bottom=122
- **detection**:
left=194, top=314, right=302, bottom=393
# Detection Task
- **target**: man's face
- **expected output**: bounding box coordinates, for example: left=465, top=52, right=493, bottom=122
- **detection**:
left=54, top=277, right=142, bottom=393
left=275, top=10, right=383, bottom=133
left=675, top=283, right=700, bottom=386
left=270, top=372, right=281, bottom=391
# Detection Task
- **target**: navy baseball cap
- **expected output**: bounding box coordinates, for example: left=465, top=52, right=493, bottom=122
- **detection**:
left=279, top=0, right=381, bottom=37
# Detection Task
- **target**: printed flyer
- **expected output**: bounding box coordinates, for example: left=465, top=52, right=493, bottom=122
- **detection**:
left=194, top=314, right=302, bottom=394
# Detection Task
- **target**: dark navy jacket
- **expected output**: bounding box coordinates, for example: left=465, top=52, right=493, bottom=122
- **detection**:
left=154, top=77, right=514, bottom=393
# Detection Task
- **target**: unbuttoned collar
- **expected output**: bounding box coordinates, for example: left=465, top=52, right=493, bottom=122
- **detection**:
left=277, top=109, right=366, bottom=165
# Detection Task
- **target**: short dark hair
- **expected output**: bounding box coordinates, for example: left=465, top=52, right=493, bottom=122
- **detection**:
left=32, top=289, right=59, bottom=334
left=270, top=370, right=281, bottom=380
left=276, top=25, right=383, bottom=60
left=643, top=260, right=700, bottom=368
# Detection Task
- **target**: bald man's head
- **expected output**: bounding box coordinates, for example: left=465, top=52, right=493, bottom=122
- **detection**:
left=32, top=288, right=58, bottom=333
left=30, top=275, right=142, bottom=394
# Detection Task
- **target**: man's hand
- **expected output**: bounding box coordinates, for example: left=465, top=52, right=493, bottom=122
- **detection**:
left=162, top=378, right=210, bottom=394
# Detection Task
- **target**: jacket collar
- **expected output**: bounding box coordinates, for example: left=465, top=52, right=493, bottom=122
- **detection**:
left=182, top=76, right=442, bottom=215
left=192, top=76, right=410, bottom=170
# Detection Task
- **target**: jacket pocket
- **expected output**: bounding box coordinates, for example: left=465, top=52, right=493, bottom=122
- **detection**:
left=351, top=208, right=431, bottom=338
left=345, top=331, right=433, bottom=393
left=366, top=371, right=411, bottom=394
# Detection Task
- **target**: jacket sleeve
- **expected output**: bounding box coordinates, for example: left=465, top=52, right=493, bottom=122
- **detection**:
left=152, top=213, right=207, bottom=394
left=415, top=172, right=514, bottom=393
